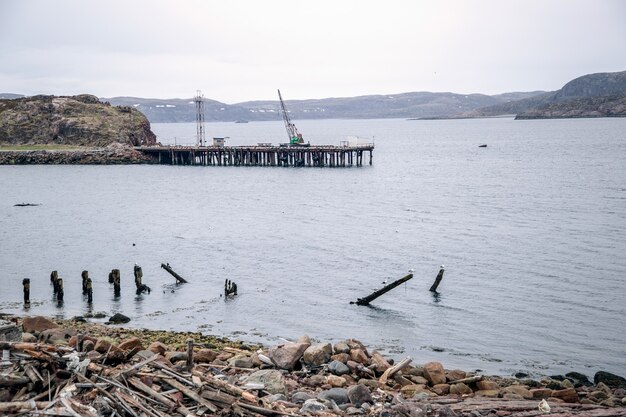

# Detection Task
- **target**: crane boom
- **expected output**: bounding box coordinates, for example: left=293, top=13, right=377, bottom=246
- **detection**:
left=278, top=89, right=303, bottom=144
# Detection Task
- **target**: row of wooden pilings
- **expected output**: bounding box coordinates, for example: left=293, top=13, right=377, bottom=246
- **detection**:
left=139, top=145, right=374, bottom=167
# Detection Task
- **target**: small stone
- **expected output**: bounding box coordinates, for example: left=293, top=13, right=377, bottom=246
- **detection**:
left=621, top=396, right=626, bottom=405
left=39, top=328, right=76, bottom=345
left=560, top=379, right=574, bottom=389
left=94, top=338, right=120, bottom=354
left=148, top=341, right=168, bottom=356
left=326, top=375, right=347, bottom=387
left=446, top=369, right=466, bottom=382
left=530, top=388, right=553, bottom=399
left=552, top=388, right=578, bottom=403
left=450, top=383, right=472, bottom=395
left=244, top=370, right=286, bottom=395
left=347, top=384, right=373, bottom=407
left=291, top=391, right=313, bottom=404
left=596, top=382, right=612, bottom=395
left=21, top=332, right=37, bottom=343
left=432, top=384, right=450, bottom=396
left=475, top=389, right=499, bottom=397
left=193, top=349, right=218, bottom=363
left=477, top=380, right=499, bottom=391
left=502, top=385, right=532, bottom=399
left=305, top=374, right=326, bottom=387
left=83, top=340, right=95, bottom=352
left=370, top=351, right=391, bottom=373
left=334, top=341, right=350, bottom=354
left=346, top=406, right=364, bottom=415
left=318, top=388, right=349, bottom=405
left=300, top=399, right=327, bottom=413
left=328, top=360, right=350, bottom=376
left=589, top=390, right=608, bottom=402
left=303, top=343, right=332, bottom=366
left=600, top=398, right=615, bottom=407
left=108, top=313, right=130, bottom=324
left=118, top=337, right=144, bottom=351
left=331, top=353, right=350, bottom=363
left=264, top=393, right=287, bottom=403
left=166, top=351, right=187, bottom=362
left=268, top=342, right=310, bottom=370
left=503, top=393, right=524, bottom=400
left=228, top=355, right=254, bottom=368
left=216, top=351, right=233, bottom=361
left=424, top=362, right=446, bottom=385
left=400, top=384, right=430, bottom=398
left=409, top=375, right=430, bottom=385
left=297, top=335, right=311, bottom=344
left=349, top=348, right=370, bottom=365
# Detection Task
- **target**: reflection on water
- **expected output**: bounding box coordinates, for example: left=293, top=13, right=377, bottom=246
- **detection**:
left=1, top=117, right=625, bottom=376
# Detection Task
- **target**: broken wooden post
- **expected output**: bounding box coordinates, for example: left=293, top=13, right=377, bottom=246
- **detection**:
left=134, top=264, right=142, bottom=290
left=224, top=279, right=238, bottom=296
left=56, top=278, right=64, bottom=301
left=81, top=270, right=89, bottom=295
left=160, top=263, right=188, bottom=284
left=112, top=269, right=121, bottom=296
left=50, top=271, right=58, bottom=293
left=351, top=273, right=413, bottom=306
left=76, top=333, right=83, bottom=352
left=86, top=278, right=93, bottom=303
left=22, top=279, right=30, bottom=304
left=186, top=339, right=194, bottom=369
left=429, top=266, right=445, bottom=292
left=108, top=270, right=114, bottom=284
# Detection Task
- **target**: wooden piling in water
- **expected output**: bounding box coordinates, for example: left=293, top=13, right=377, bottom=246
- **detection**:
left=50, top=271, right=58, bottom=293
left=111, top=269, right=121, bottom=296
left=22, top=279, right=30, bottom=304
left=81, top=270, right=89, bottom=295
left=86, top=278, right=93, bottom=303
left=429, top=267, right=445, bottom=292
left=352, top=273, right=414, bottom=306
left=160, top=263, right=188, bottom=284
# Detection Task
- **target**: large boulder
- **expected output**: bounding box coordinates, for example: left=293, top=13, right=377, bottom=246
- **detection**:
left=423, top=362, right=446, bottom=385
left=118, top=337, right=144, bottom=351
left=303, top=343, right=332, bottom=366
left=194, top=349, right=218, bottom=363
left=22, top=316, right=58, bottom=333
left=109, top=313, right=130, bottom=324
left=269, top=341, right=310, bottom=370
left=244, top=370, right=286, bottom=395
left=594, top=371, right=626, bottom=388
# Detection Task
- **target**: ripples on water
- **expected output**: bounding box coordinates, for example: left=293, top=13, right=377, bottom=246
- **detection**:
left=1, top=117, right=625, bottom=376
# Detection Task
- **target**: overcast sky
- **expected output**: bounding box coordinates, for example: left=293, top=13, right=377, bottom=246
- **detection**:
left=1, top=0, right=625, bottom=103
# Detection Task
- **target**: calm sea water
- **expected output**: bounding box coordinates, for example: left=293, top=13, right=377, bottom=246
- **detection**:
left=1, top=117, right=625, bottom=377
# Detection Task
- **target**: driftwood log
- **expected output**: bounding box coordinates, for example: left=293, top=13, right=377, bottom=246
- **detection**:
left=160, top=263, right=188, bottom=283
left=352, top=273, right=413, bottom=305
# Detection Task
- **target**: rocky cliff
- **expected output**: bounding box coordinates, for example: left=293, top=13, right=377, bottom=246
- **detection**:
left=0, top=94, right=156, bottom=146
left=465, top=71, right=626, bottom=119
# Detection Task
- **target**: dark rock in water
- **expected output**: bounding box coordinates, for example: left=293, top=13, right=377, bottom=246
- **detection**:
left=72, top=316, right=87, bottom=323
left=478, top=144, right=487, bottom=148
left=594, top=371, right=626, bottom=388
left=318, top=387, right=349, bottom=405
left=550, top=374, right=565, bottom=381
left=566, top=371, right=593, bottom=386
left=515, top=372, right=528, bottom=378
left=546, top=380, right=563, bottom=390
left=108, top=313, right=131, bottom=324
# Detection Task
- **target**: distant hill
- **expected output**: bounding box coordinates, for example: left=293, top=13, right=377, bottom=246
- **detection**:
left=0, top=94, right=156, bottom=146
left=101, top=90, right=546, bottom=123
left=463, top=71, right=626, bottom=119
left=0, top=93, right=24, bottom=100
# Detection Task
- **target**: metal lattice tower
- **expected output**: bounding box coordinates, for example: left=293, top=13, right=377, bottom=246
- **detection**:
left=195, top=90, right=206, bottom=147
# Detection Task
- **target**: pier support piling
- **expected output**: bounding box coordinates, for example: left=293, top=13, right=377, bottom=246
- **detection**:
left=429, top=266, right=445, bottom=292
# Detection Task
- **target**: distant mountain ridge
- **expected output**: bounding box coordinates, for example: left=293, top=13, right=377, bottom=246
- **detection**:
left=95, top=91, right=544, bottom=123
left=464, top=71, right=626, bottom=119
left=2, top=70, right=624, bottom=121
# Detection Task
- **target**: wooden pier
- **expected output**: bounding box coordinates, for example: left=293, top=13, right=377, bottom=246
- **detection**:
left=138, top=144, right=374, bottom=167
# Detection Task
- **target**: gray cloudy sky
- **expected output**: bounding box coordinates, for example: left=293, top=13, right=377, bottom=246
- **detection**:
left=1, top=0, right=625, bottom=103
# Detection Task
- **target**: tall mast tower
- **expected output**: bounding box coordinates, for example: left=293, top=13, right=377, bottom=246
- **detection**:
left=195, top=90, right=206, bottom=147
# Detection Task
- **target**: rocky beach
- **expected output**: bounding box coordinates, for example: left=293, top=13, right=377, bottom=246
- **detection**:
left=1, top=315, right=625, bottom=416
